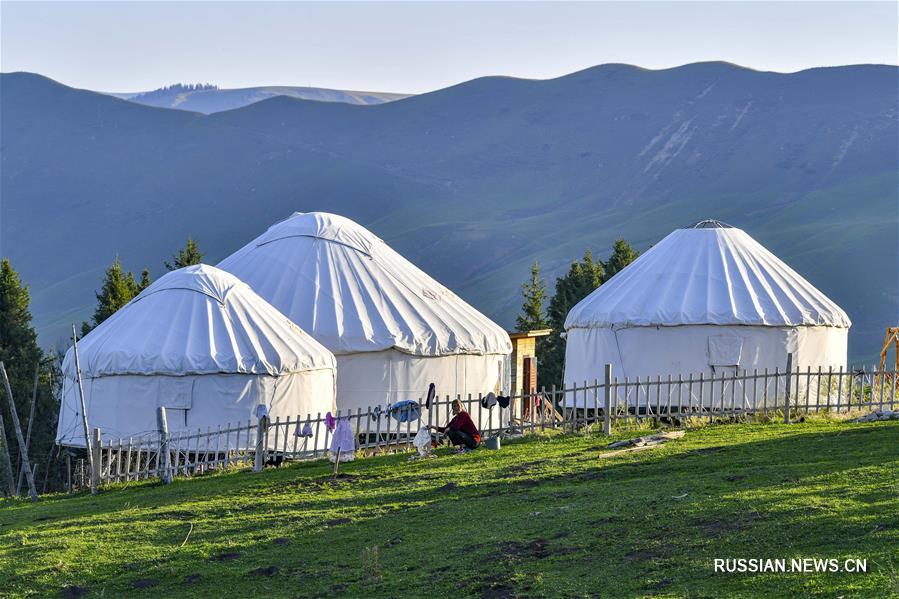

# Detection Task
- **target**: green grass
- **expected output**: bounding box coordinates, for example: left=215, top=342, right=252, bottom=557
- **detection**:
left=1, top=420, right=898, bottom=598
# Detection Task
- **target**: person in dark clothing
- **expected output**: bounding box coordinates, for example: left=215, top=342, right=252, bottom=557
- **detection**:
left=432, top=399, right=481, bottom=452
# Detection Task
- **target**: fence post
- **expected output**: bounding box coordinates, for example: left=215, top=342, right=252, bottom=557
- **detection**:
left=90, top=428, right=102, bottom=492
left=157, top=407, right=172, bottom=484
left=254, top=415, right=267, bottom=472
left=783, top=353, right=793, bottom=424
left=603, top=364, right=612, bottom=435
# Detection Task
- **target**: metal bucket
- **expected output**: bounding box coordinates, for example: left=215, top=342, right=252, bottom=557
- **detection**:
left=484, top=436, right=501, bottom=450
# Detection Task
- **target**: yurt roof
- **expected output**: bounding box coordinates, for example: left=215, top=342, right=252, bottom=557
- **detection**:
left=565, top=221, right=851, bottom=331
left=64, top=264, right=336, bottom=378
left=218, top=212, right=512, bottom=356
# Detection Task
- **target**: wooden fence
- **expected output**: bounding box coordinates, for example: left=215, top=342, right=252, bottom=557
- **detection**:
left=65, top=358, right=897, bottom=494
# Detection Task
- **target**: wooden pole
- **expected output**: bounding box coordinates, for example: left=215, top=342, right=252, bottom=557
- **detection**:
left=156, top=407, right=172, bottom=483
left=603, top=364, right=612, bottom=435
left=71, top=325, right=95, bottom=480
left=0, top=406, right=15, bottom=496
left=254, top=415, right=266, bottom=473
left=16, top=363, right=40, bottom=496
left=0, top=362, right=38, bottom=501
left=783, top=353, right=793, bottom=424
left=90, top=428, right=101, bottom=492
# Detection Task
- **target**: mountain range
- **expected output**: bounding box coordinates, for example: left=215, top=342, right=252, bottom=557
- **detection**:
left=110, top=84, right=409, bottom=113
left=1, top=63, right=896, bottom=363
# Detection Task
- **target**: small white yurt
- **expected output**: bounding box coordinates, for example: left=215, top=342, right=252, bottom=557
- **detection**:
left=563, top=220, right=850, bottom=407
left=218, top=212, right=512, bottom=419
left=56, top=264, right=336, bottom=446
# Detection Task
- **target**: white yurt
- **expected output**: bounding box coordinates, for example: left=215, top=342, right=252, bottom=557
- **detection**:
left=56, top=264, right=337, bottom=446
left=218, top=212, right=512, bottom=419
left=563, top=220, right=850, bottom=407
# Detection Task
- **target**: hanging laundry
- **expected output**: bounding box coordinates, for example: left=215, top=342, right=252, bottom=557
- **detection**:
left=330, top=418, right=355, bottom=462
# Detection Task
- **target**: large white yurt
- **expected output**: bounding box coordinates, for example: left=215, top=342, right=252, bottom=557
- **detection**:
left=218, top=212, right=513, bottom=418
left=56, top=264, right=337, bottom=446
left=563, top=220, right=850, bottom=407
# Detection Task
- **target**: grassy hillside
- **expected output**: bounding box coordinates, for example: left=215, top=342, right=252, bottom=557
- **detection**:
left=1, top=420, right=897, bottom=598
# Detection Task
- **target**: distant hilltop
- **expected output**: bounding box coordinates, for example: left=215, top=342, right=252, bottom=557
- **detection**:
left=107, top=82, right=411, bottom=113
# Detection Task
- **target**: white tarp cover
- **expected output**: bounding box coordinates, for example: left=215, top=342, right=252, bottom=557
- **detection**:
left=56, top=265, right=337, bottom=445
left=563, top=222, right=850, bottom=403
left=218, top=212, right=512, bottom=357
left=565, top=225, right=851, bottom=330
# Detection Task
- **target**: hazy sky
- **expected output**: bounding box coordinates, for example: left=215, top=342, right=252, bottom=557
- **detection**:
left=2, top=1, right=896, bottom=94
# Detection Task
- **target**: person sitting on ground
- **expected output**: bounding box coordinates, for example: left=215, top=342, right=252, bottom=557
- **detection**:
left=431, top=399, right=480, bottom=452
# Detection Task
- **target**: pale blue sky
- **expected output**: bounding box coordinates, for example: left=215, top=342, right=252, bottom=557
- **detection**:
left=2, top=1, right=896, bottom=94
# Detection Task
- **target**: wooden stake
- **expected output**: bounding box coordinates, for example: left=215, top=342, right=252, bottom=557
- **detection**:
left=0, top=362, right=38, bottom=501
left=783, top=353, right=793, bottom=424
left=0, top=407, right=15, bottom=496
left=157, top=407, right=171, bottom=484
left=71, top=325, right=95, bottom=481
left=603, top=364, right=612, bottom=435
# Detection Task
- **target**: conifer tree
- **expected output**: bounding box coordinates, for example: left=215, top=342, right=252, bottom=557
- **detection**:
left=81, top=257, right=142, bottom=335
left=137, top=268, right=152, bottom=293
left=165, top=237, right=204, bottom=271
left=0, top=259, right=58, bottom=496
left=536, top=251, right=605, bottom=389
left=602, top=238, right=639, bottom=283
left=516, top=262, right=549, bottom=331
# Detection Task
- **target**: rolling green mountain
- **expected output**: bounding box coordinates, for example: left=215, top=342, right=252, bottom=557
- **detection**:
left=1, top=64, right=896, bottom=362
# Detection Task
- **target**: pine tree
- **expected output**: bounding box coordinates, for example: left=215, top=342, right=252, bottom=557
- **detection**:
left=602, top=238, right=639, bottom=283
left=536, top=251, right=605, bottom=389
left=0, top=259, right=58, bottom=496
left=164, top=237, right=203, bottom=271
left=515, top=262, right=549, bottom=331
left=82, top=256, right=142, bottom=335
left=137, top=268, right=152, bottom=293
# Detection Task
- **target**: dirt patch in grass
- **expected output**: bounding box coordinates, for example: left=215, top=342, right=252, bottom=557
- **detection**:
left=688, top=446, right=725, bottom=456
left=272, top=537, right=291, bottom=546
left=249, top=566, right=279, bottom=577
left=624, top=545, right=673, bottom=562
left=60, top=586, right=88, bottom=599
left=210, top=551, right=242, bottom=562
left=183, top=574, right=201, bottom=584
left=497, top=538, right=580, bottom=561
left=689, top=515, right=758, bottom=536
left=130, top=578, right=158, bottom=589
left=325, top=517, right=352, bottom=526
